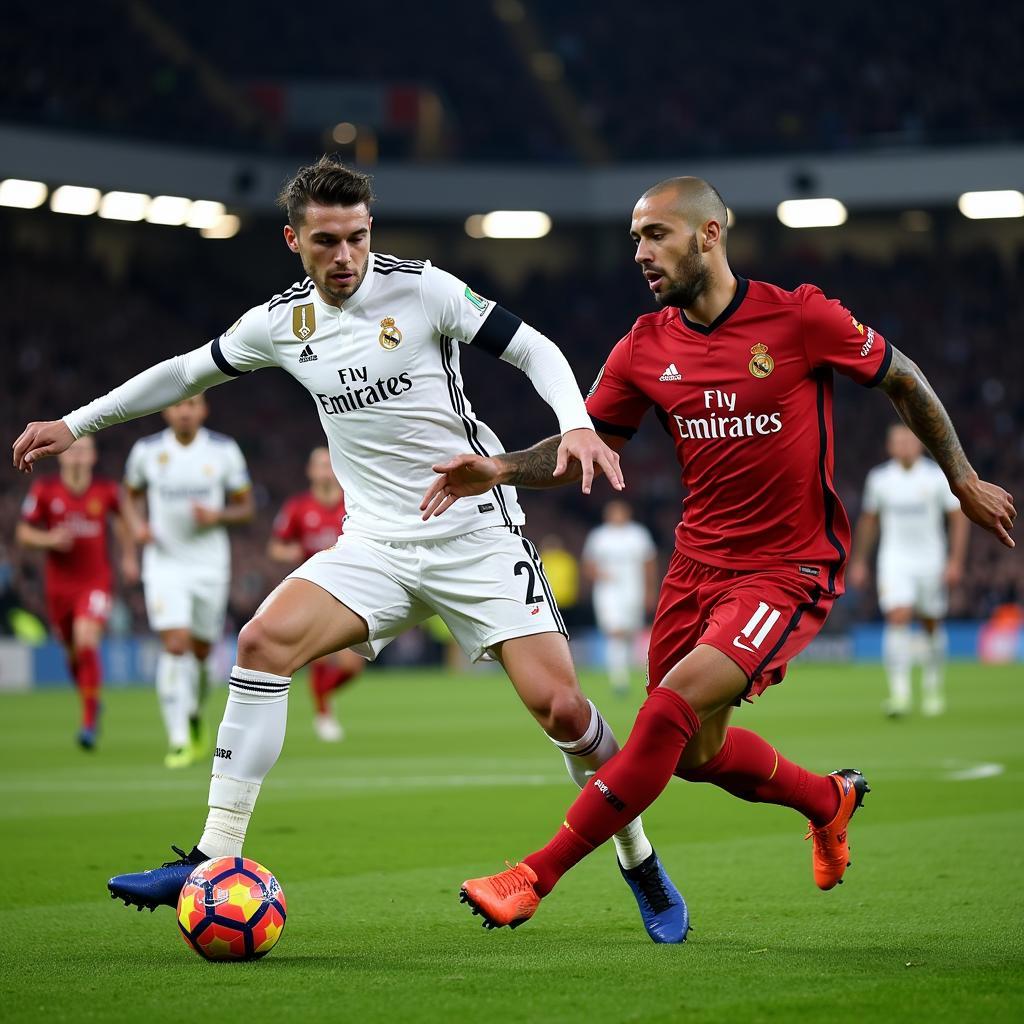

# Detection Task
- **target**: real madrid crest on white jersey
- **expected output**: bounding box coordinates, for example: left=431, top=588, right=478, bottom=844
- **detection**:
left=209, top=253, right=528, bottom=542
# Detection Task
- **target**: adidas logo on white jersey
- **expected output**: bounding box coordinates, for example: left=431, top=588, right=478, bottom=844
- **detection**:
left=659, top=363, right=682, bottom=381
left=298, top=344, right=317, bottom=364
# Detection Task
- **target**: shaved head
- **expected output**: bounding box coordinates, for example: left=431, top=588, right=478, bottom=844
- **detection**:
left=641, top=177, right=729, bottom=239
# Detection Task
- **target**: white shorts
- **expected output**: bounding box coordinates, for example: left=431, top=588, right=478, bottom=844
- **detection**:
left=593, top=587, right=645, bottom=634
left=877, top=562, right=947, bottom=618
left=143, top=570, right=230, bottom=642
left=288, top=527, right=567, bottom=662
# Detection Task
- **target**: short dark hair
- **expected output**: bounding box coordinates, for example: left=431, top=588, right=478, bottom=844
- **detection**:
left=277, top=156, right=375, bottom=227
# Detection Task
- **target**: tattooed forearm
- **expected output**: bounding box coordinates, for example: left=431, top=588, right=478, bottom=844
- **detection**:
left=496, top=435, right=579, bottom=488
left=879, top=346, right=974, bottom=486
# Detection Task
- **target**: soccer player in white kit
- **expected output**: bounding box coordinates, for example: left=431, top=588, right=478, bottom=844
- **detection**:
left=123, top=395, right=253, bottom=766
left=849, top=424, right=968, bottom=716
left=12, top=156, right=688, bottom=942
left=582, top=500, right=657, bottom=695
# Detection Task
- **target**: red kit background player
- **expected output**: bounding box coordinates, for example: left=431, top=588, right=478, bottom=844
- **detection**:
left=422, top=176, right=1015, bottom=932
left=16, top=436, right=137, bottom=748
left=268, top=446, right=363, bottom=741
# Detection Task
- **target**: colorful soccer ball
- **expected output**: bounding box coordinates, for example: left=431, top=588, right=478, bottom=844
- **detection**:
left=176, top=856, right=287, bottom=961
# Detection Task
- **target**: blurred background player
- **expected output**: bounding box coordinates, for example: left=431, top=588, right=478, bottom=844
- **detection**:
left=582, top=501, right=657, bottom=695
left=849, top=423, right=968, bottom=717
left=122, top=396, right=253, bottom=767
left=268, top=446, right=363, bottom=741
left=15, top=436, right=137, bottom=748
left=538, top=534, right=582, bottom=629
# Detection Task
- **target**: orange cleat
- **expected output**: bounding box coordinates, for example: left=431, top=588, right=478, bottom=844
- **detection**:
left=805, top=769, right=870, bottom=891
left=460, top=862, right=541, bottom=930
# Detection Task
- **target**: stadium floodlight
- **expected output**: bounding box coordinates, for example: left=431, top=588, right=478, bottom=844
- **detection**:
left=200, top=214, right=241, bottom=239
left=776, top=198, right=848, bottom=229
left=957, top=190, right=1024, bottom=220
left=146, top=195, right=193, bottom=226
left=99, top=191, right=150, bottom=221
left=0, top=179, right=48, bottom=209
left=50, top=185, right=101, bottom=216
left=186, top=200, right=226, bottom=229
left=466, top=211, right=552, bottom=239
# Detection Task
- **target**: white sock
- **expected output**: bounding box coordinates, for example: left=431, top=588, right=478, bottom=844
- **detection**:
left=882, top=624, right=913, bottom=711
left=606, top=636, right=631, bottom=691
left=921, top=627, right=948, bottom=706
left=198, top=666, right=290, bottom=859
left=156, top=652, right=190, bottom=749
left=182, top=652, right=200, bottom=720
left=552, top=699, right=654, bottom=870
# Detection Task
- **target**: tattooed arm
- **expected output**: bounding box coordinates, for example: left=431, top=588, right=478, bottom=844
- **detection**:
left=420, top=433, right=627, bottom=520
left=879, top=345, right=1016, bottom=548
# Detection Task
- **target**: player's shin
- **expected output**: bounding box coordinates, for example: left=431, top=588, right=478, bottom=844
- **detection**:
left=606, top=637, right=632, bottom=693
left=75, top=647, right=101, bottom=730
left=526, top=687, right=700, bottom=896
left=198, top=666, right=290, bottom=859
left=921, top=626, right=947, bottom=714
left=551, top=699, right=653, bottom=869
left=882, top=623, right=914, bottom=713
left=156, top=652, right=191, bottom=751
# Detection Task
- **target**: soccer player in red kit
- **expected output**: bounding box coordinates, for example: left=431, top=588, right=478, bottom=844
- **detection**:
left=16, top=436, right=138, bottom=749
left=421, top=177, right=1016, bottom=932
left=268, top=446, right=363, bottom=741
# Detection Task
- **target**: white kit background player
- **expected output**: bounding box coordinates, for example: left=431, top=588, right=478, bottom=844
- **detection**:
left=582, top=500, right=657, bottom=695
left=12, top=157, right=688, bottom=942
left=123, top=395, right=253, bottom=767
left=849, top=423, right=968, bottom=716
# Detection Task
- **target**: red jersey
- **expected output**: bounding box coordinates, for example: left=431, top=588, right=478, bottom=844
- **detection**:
left=272, top=490, right=346, bottom=560
left=20, top=476, right=121, bottom=594
left=586, top=278, right=891, bottom=593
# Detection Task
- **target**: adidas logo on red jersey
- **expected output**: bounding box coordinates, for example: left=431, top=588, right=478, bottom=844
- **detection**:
left=659, top=363, right=682, bottom=381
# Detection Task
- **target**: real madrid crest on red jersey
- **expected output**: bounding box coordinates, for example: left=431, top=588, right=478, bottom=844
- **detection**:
left=748, top=342, right=774, bottom=378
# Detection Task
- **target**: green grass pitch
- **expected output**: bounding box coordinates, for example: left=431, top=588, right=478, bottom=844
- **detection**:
left=1, top=662, right=1022, bottom=1023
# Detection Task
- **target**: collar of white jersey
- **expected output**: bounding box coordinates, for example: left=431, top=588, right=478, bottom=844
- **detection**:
left=165, top=426, right=207, bottom=449
left=312, top=253, right=378, bottom=315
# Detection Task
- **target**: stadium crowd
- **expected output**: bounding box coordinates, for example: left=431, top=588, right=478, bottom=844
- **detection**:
left=3, top=0, right=1021, bottom=162
left=2, top=229, right=1021, bottom=635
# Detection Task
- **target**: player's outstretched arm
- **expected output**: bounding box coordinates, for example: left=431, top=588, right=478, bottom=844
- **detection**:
left=879, top=345, right=1016, bottom=548
left=420, top=432, right=625, bottom=520
left=12, top=344, right=237, bottom=473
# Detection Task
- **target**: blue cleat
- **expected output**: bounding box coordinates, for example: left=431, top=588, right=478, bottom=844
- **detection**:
left=619, top=849, right=690, bottom=943
left=107, top=845, right=207, bottom=911
left=77, top=726, right=97, bottom=751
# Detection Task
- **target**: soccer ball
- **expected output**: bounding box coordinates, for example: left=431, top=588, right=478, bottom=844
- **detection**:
left=176, top=856, right=287, bottom=961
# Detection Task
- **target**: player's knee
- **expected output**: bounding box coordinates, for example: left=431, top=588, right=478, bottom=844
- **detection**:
left=236, top=618, right=294, bottom=675
left=162, top=633, right=190, bottom=656
left=535, top=689, right=590, bottom=739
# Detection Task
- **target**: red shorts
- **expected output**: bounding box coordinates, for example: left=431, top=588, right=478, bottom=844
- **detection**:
left=647, top=550, right=836, bottom=700
left=46, top=587, right=112, bottom=645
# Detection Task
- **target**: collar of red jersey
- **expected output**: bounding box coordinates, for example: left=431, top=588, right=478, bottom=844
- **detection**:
left=678, top=276, right=749, bottom=336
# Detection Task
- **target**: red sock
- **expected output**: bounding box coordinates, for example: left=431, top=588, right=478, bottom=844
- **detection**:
left=677, top=727, right=840, bottom=826
left=524, top=687, right=701, bottom=896
left=325, top=663, right=357, bottom=693
left=310, top=662, right=332, bottom=715
left=75, top=647, right=102, bottom=730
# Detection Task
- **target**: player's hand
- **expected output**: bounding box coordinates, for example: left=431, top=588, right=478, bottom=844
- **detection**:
left=420, top=453, right=502, bottom=520
left=555, top=428, right=624, bottom=496
left=944, top=560, right=964, bottom=588
left=48, top=526, right=74, bottom=552
left=192, top=504, right=222, bottom=528
left=848, top=560, right=869, bottom=590
left=133, top=522, right=154, bottom=545
left=12, top=420, right=76, bottom=473
left=953, top=474, right=1016, bottom=549
left=121, top=554, right=140, bottom=585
